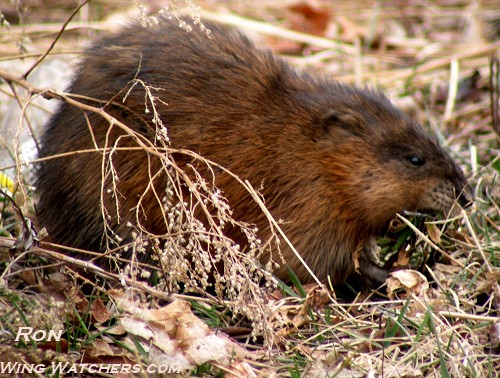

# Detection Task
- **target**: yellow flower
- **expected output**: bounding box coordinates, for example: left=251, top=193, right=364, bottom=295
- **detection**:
left=0, top=173, right=15, bottom=195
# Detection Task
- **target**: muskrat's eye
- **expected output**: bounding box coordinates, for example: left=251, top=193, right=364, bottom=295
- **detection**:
left=407, top=155, right=425, bottom=166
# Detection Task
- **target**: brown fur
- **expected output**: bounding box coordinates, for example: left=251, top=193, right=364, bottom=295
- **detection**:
left=36, top=18, right=473, bottom=289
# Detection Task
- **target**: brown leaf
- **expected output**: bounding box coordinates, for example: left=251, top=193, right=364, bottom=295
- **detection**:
left=20, top=270, right=37, bottom=286
left=292, top=297, right=311, bottom=329
left=394, top=249, right=411, bottom=269
left=426, top=222, right=442, bottom=244
left=386, top=269, right=429, bottom=299
left=91, top=296, right=110, bottom=323
left=87, top=338, right=114, bottom=357
left=68, top=289, right=89, bottom=315
left=307, top=286, right=331, bottom=309
left=109, top=294, right=250, bottom=372
left=224, top=361, right=256, bottom=378
left=95, top=323, right=126, bottom=336
left=288, top=2, right=332, bottom=36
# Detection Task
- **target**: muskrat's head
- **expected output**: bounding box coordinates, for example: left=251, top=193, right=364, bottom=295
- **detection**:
left=312, top=86, right=474, bottom=233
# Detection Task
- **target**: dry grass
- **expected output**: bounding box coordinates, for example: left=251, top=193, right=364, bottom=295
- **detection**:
left=0, top=1, right=499, bottom=377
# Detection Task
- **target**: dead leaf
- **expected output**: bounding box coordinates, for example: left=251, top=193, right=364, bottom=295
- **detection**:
left=308, top=286, right=331, bottom=308
left=386, top=269, right=429, bottom=299
left=88, top=338, right=114, bottom=357
left=109, top=292, right=250, bottom=372
left=303, top=349, right=365, bottom=378
left=394, top=249, right=411, bottom=269
left=91, top=296, right=110, bottom=323
left=426, top=222, right=442, bottom=244
left=20, top=270, right=37, bottom=286
left=289, top=2, right=332, bottom=36
left=224, top=361, right=257, bottom=378
left=95, top=323, right=126, bottom=336
left=292, top=297, right=311, bottom=329
left=66, top=288, right=89, bottom=315
left=275, top=311, right=295, bottom=338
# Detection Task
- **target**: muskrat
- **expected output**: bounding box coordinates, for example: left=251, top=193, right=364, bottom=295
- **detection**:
left=35, top=18, right=473, bottom=289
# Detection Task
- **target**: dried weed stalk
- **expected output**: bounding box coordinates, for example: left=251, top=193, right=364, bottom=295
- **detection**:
left=88, top=78, right=283, bottom=340
left=0, top=56, right=287, bottom=342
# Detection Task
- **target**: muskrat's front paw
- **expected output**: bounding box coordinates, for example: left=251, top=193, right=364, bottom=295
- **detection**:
left=364, top=237, right=382, bottom=265
left=358, top=261, right=389, bottom=289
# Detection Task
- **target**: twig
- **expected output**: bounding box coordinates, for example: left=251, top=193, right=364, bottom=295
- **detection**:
left=396, top=213, right=465, bottom=268
left=489, top=55, right=499, bottom=136
left=23, top=0, right=90, bottom=79
left=200, top=10, right=373, bottom=59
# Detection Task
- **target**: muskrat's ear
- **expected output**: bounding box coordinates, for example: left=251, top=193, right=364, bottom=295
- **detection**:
left=320, top=109, right=367, bottom=138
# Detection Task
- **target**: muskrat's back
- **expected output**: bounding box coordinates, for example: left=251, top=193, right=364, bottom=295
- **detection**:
left=36, top=19, right=473, bottom=288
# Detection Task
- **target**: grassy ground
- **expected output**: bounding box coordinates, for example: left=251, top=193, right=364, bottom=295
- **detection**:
left=0, top=1, right=499, bottom=377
